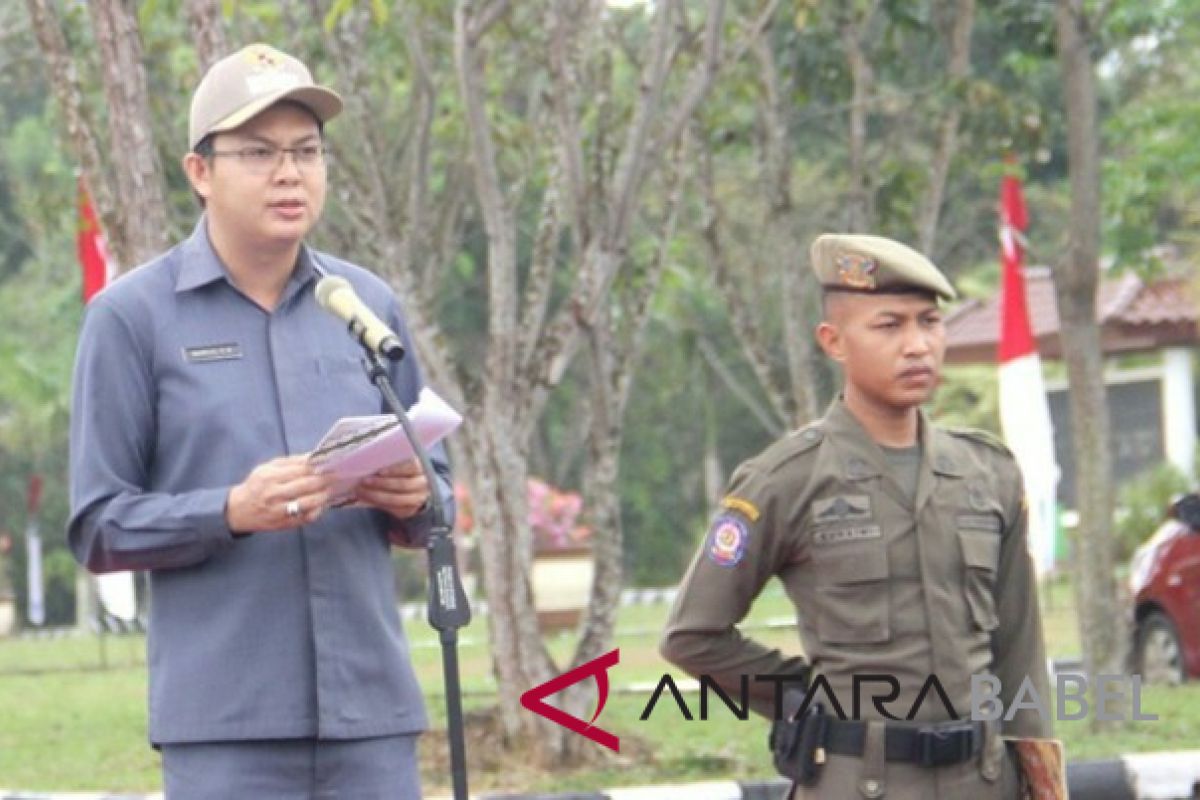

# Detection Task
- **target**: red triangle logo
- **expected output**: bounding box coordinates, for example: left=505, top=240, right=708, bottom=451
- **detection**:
left=519, top=648, right=620, bottom=752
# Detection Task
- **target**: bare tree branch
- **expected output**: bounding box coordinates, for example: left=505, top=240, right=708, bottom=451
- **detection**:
left=604, top=0, right=684, bottom=245
left=838, top=0, right=880, bottom=230
left=916, top=0, right=975, bottom=256
left=455, top=0, right=520, bottom=408
left=401, top=9, right=438, bottom=291
left=721, top=0, right=781, bottom=74
left=698, top=338, right=786, bottom=436
left=516, top=179, right=562, bottom=372
left=24, top=0, right=115, bottom=260
left=468, top=0, right=512, bottom=44
left=548, top=0, right=590, bottom=241
left=698, top=142, right=791, bottom=428
left=652, top=0, right=728, bottom=177
left=752, top=30, right=820, bottom=425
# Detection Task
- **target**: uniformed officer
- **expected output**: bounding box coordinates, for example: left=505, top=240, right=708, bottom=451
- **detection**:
left=661, top=233, right=1051, bottom=799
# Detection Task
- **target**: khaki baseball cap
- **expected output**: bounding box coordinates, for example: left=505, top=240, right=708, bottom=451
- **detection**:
left=810, top=233, right=957, bottom=302
left=188, top=43, right=343, bottom=150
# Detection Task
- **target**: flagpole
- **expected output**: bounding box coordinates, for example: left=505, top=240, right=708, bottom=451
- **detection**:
left=25, top=475, right=44, bottom=627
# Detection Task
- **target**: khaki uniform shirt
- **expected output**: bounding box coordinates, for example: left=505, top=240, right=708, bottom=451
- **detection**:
left=662, top=399, right=1051, bottom=799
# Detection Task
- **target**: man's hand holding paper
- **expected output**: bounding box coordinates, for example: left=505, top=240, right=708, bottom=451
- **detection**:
left=309, top=387, right=463, bottom=507
left=226, top=455, right=336, bottom=533
left=354, top=459, right=429, bottom=520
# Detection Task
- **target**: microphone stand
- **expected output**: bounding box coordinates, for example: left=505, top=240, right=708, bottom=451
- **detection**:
left=359, top=348, right=471, bottom=800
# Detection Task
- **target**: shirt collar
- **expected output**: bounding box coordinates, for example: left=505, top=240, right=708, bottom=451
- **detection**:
left=174, top=216, right=321, bottom=296
left=174, top=217, right=226, bottom=292
left=822, top=398, right=885, bottom=481
left=823, top=396, right=962, bottom=512
left=822, top=396, right=961, bottom=480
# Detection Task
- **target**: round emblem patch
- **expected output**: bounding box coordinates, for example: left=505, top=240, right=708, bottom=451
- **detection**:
left=707, top=515, right=749, bottom=568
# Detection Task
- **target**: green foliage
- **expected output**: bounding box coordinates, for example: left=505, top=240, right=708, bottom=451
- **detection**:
left=932, top=366, right=1000, bottom=434
left=323, top=0, right=387, bottom=31
left=1114, top=462, right=1191, bottom=562
left=1101, top=1, right=1200, bottom=269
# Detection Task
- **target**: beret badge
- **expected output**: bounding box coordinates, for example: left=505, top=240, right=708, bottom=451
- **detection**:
left=835, top=251, right=878, bottom=290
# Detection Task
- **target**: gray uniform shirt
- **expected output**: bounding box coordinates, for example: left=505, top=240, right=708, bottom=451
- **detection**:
left=68, top=219, right=453, bottom=745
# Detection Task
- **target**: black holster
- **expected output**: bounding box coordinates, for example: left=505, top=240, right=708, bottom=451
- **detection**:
left=770, top=692, right=829, bottom=788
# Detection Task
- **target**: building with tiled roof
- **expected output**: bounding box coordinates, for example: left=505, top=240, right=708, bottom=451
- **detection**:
left=945, top=268, right=1197, bottom=364
left=944, top=267, right=1197, bottom=504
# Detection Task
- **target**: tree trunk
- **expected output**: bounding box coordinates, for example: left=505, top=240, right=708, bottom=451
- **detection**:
left=185, top=0, right=228, bottom=72
left=839, top=2, right=879, bottom=232
left=916, top=0, right=975, bottom=257
left=449, top=0, right=731, bottom=757
left=87, top=0, right=170, bottom=268
left=753, top=33, right=819, bottom=426
left=24, top=0, right=115, bottom=256
left=459, top=424, right=553, bottom=740
left=1054, top=0, right=1126, bottom=696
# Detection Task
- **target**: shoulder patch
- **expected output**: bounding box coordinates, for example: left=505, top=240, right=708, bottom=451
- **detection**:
left=706, top=514, right=749, bottom=568
left=720, top=495, right=760, bottom=522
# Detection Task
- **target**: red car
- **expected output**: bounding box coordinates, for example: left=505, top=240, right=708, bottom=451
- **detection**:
left=1130, top=493, right=1200, bottom=684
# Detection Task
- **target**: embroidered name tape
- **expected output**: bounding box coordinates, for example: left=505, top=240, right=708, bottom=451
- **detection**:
left=184, top=343, right=243, bottom=363
left=957, top=513, right=1002, bottom=533
left=813, top=524, right=882, bottom=546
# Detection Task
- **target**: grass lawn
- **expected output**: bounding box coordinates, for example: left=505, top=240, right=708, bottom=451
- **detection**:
left=2, top=579, right=1197, bottom=794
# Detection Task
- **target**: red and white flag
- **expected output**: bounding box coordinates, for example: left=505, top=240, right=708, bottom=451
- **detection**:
left=78, top=177, right=115, bottom=304
left=997, top=167, right=1059, bottom=576
left=77, top=176, right=137, bottom=621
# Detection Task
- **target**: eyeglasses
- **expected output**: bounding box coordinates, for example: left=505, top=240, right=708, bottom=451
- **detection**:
left=209, top=144, right=329, bottom=174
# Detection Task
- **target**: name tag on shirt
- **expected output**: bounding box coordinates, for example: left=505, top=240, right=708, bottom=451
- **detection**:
left=813, top=524, right=882, bottom=546
left=184, top=343, right=243, bottom=363
left=957, top=513, right=1002, bottom=533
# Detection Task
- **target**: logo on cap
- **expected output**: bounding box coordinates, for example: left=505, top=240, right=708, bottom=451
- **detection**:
left=241, top=45, right=300, bottom=95
left=243, top=44, right=284, bottom=69
left=835, top=251, right=878, bottom=290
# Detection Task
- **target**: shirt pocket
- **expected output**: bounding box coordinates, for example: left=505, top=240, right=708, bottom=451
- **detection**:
left=813, top=543, right=891, bottom=644
left=959, top=530, right=1000, bottom=632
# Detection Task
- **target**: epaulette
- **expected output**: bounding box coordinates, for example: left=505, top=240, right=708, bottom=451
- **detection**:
left=744, top=423, right=825, bottom=476
left=945, top=426, right=1012, bottom=456
left=788, top=423, right=825, bottom=452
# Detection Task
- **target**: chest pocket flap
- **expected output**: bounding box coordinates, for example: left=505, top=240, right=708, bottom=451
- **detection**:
left=960, top=531, right=1000, bottom=631
left=813, top=544, right=890, bottom=645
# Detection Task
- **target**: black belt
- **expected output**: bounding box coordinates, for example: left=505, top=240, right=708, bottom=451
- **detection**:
left=823, top=718, right=983, bottom=768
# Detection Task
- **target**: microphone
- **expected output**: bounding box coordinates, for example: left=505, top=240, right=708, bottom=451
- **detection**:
left=315, top=276, right=405, bottom=361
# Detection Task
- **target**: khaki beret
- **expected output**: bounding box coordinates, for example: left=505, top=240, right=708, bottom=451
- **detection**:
left=810, top=233, right=957, bottom=302
left=189, top=44, right=343, bottom=151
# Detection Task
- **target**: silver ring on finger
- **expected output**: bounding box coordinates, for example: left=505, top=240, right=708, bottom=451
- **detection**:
left=285, top=499, right=302, bottom=518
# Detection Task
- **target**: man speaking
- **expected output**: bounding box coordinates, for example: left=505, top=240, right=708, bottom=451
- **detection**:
left=67, top=44, right=451, bottom=798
